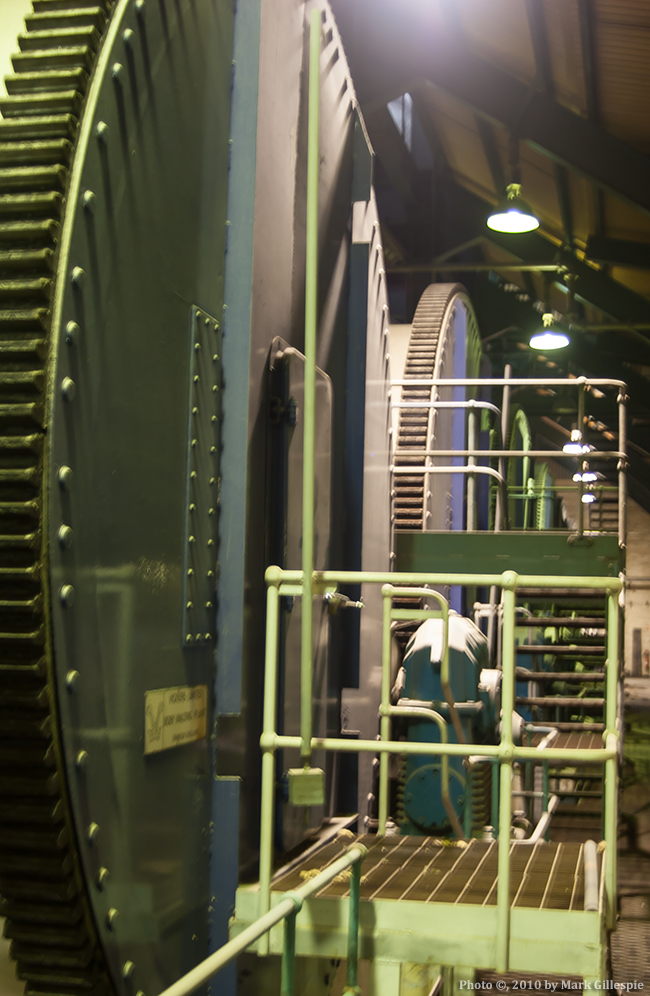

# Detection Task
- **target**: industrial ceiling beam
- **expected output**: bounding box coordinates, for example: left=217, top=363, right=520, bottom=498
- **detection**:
left=418, top=68, right=650, bottom=218
left=524, top=0, right=554, bottom=94
left=387, top=263, right=563, bottom=274
left=362, top=89, right=650, bottom=331
left=443, top=182, right=650, bottom=327
left=474, top=114, right=505, bottom=195
left=585, top=236, right=650, bottom=269
left=577, top=0, right=599, bottom=124
left=554, top=164, right=575, bottom=250
left=331, top=0, right=650, bottom=218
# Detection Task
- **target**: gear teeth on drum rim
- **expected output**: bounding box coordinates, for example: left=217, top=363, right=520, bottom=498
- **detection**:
left=0, top=2, right=116, bottom=995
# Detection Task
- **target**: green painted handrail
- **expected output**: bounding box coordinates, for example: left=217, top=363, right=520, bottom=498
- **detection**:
left=260, top=565, right=621, bottom=973
left=156, top=844, right=367, bottom=996
left=300, top=5, right=321, bottom=766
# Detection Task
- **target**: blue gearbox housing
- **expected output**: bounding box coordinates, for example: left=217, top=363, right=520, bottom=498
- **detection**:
left=397, top=613, right=499, bottom=836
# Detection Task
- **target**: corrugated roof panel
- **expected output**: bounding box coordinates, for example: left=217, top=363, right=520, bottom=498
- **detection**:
left=603, top=194, right=650, bottom=242
left=423, top=109, right=496, bottom=199
left=597, top=24, right=650, bottom=151
left=457, top=0, right=536, bottom=84
left=609, top=268, right=650, bottom=299
left=544, top=0, right=589, bottom=117
left=565, top=171, right=593, bottom=250
left=595, top=0, right=650, bottom=28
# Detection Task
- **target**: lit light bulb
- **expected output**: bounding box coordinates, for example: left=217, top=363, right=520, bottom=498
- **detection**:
left=530, top=313, right=570, bottom=351
left=487, top=183, right=539, bottom=233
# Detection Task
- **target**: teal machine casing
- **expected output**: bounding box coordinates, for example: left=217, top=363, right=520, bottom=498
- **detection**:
left=400, top=615, right=495, bottom=834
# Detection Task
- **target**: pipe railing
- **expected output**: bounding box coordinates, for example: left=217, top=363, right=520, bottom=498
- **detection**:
left=391, top=376, right=627, bottom=543
left=155, top=843, right=367, bottom=996
left=260, top=566, right=621, bottom=974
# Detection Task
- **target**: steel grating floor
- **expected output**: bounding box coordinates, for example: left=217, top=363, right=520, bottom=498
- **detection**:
left=531, top=731, right=604, bottom=755
left=272, top=834, right=598, bottom=910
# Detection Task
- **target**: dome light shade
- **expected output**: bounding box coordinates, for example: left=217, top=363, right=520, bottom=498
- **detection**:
left=486, top=183, right=539, bottom=233
left=530, top=331, right=570, bottom=350
left=530, top=312, right=570, bottom=351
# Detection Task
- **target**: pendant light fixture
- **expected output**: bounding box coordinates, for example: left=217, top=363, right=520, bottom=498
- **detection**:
left=487, top=183, right=540, bottom=233
left=530, top=312, right=570, bottom=350
left=486, top=135, right=539, bottom=234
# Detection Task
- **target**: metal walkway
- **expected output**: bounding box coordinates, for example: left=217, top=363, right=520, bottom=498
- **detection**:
left=272, top=834, right=596, bottom=911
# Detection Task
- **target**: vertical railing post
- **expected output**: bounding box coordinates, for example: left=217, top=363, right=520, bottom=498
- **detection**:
left=577, top=384, right=585, bottom=536
left=259, top=578, right=281, bottom=950
left=343, top=858, right=364, bottom=995
left=300, top=7, right=321, bottom=765
left=542, top=760, right=549, bottom=840
left=604, top=588, right=620, bottom=927
left=467, top=405, right=477, bottom=531
left=281, top=910, right=297, bottom=996
left=378, top=586, right=393, bottom=835
left=496, top=364, right=511, bottom=531
left=496, top=573, right=517, bottom=973
left=618, top=389, right=627, bottom=548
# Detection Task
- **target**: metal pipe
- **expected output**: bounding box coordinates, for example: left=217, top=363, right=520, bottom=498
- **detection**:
left=263, top=734, right=617, bottom=765
left=618, top=389, right=627, bottom=547
left=344, top=858, right=362, bottom=994
left=391, top=466, right=505, bottom=482
left=487, top=586, right=498, bottom=664
left=578, top=386, right=585, bottom=536
left=391, top=400, right=501, bottom=416
left=535, top=729, right=559, bottom=750
left=156, top=895, right=300, bottom=996
left=398, top=697, right=482, bottom=715
left=393, top=463, right=507, bottom=522
left=378, top=589, right=392, bottom=835
left=265, top=568, right=622, bottom=591
left=518, top=794, right=560, bottom=844
left=496, top=576, right=517, bottom=973
left=391, top=377, right=627, bottom=388
left=468, top=408, right=478, bottom=531
left=156, top=844, right=366, bottom=996
left=384, top=585, right=465, bottom=745
left=300, top=7, right=321, bottom=764
left=393, top=449, right=625, bottom=460
left=259, top=582, right=281, bottom=947
left=583, top=839, right=599, bottom=912
left=386, top=263, right=564, bottom=273
left=281, top=913, right=297, bottom=996
left=388, top=703, right=463, bottom=839
left=604, top=589, right=620, bottom=928
left=517, top=670, right=605, bottom=682
left=498, top=365, right=511, bottom=534
left=517, top=696, right=605, bottom=708
left=542, top=760, right=549, bottom=817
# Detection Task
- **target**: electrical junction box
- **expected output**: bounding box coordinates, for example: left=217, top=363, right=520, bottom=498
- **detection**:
left=288, top=768, right=325, bottom=807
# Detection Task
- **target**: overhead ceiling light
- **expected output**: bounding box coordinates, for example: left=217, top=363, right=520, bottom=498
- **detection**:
left=530, top=312, right=570, bottom=351
left=563, top=429, right=592, bottom=455
left=487, top=183, right=540, bottom=233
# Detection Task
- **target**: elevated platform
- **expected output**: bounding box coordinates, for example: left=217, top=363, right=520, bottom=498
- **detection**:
left=394, top=530, right=623, bottom=577
left=232, top=834, right=607, bottom=984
